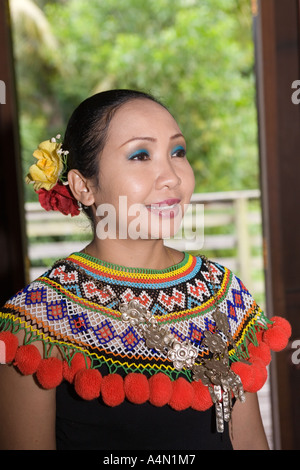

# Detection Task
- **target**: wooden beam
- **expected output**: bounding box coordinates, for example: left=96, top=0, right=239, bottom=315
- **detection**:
left=255, top=0, right=300, bottom=450
left=0, top=0, right=28, bottom=305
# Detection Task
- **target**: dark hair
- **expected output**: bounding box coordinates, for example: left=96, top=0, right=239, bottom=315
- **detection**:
left=63, top=89, right=165, bottom=221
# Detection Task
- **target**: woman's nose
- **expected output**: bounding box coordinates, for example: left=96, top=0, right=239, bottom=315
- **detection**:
left=154, top=158, right=181, bottom=190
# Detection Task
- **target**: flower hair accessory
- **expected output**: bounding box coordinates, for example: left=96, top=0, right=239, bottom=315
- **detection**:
left=25, top=135, right=80, bottom=217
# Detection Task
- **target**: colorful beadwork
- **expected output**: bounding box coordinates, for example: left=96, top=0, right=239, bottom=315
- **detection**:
left=0, top=251, right=291, bottom=409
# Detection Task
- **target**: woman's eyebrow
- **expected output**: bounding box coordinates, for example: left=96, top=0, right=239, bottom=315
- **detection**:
left=119, top=133, right=184, bottom=148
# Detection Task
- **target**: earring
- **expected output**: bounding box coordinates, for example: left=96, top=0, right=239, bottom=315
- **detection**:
left=77, top=200, right=89, bottom=211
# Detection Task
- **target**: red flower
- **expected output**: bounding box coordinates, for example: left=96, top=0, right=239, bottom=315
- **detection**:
left=36, top=182, right=80, bottom=217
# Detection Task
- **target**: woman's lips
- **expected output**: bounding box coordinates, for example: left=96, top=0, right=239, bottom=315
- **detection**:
left=145, top=199, right=181, bottom=218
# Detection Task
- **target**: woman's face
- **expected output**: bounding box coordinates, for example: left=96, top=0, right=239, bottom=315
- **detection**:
left=91, top=98, right=195, bottom=240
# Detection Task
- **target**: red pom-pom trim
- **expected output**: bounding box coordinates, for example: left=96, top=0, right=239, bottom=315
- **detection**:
left=63, top=352, right=91, bottom=383
left=124, top=373, right=150, bottom=404
left=149, top=373, right=173, bottom=407
left=231, top=358, right=268, bottom=393
left=101, top=374, right=125, bottom=407
left=269, top=316, right=292, bottom=338
left=231, top=361, right=255, bottom=392
left=191, top=379, right=213, bottom=411
left=255, top=329, right=264, bottom=343
left=0, top=331, right=18, bottom=363
left=36, top=357, right=63, bottom=389
left=14, top=344, right=41, bottom=375
left=263, top=326, right=289, bottom=352
left=248, top=341, right=272, bottom=366
left=248, top=359, right=268, bottom=393
left=74, top=368, right=102, bottom=400
left=168, top=377, right=194, bottom=411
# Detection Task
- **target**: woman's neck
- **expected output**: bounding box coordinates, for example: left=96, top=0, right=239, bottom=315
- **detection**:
left=83, top=238, right=182, bottom=271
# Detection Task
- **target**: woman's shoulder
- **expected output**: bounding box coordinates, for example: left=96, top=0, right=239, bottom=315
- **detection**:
left=0, top=256, right=80, bottom=389
left=1, top=253, right=78, bottom=307
left=190, top=252, right=245, bottom=290
left=1, top=262, right=59, bottom=315
left=0, top=257, right=72, bottom=359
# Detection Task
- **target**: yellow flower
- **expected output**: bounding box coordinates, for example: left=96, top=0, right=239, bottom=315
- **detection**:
left=25, top=139, right=65, bottom=191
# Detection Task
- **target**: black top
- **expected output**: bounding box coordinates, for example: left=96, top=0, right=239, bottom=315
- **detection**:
left=56, top=381, right=233, bottom=451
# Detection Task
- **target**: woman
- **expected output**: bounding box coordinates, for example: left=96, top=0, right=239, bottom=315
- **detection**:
left=0, top=90, right=291, bottom=450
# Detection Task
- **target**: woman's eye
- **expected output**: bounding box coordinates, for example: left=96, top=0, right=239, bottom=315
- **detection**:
left=128, top=149, right=150, bottom=161
left=171, top=145, right=186, bottom=158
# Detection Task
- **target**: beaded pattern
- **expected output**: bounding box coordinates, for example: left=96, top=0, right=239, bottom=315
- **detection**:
left=0, top=252, right=268, bottom=381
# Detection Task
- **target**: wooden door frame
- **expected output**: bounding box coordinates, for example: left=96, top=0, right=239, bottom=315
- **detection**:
left=0, top=0, right=28, bottom=305
left=255, top=0, right=300, bottom=449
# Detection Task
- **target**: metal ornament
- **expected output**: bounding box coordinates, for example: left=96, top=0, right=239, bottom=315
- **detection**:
left=119, top=299, right=151, bottom=326
left=118, top=256, right=245, bottom=433
left=167, top=339, right=198, bottom=370
left=191, top=316, right=245, bottom=432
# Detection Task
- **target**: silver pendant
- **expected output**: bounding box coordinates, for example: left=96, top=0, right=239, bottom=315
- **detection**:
left=117, top=256, right=246, bottom=433
left=167, top=339, right=198, bottom=370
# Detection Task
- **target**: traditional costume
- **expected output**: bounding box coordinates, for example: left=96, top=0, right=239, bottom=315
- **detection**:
left=0, top=251, right=291, bottom=449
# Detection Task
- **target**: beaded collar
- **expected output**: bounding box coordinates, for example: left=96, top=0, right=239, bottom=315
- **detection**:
left=2, top=250, right=287, bottom=432
left=2, top=251, right=267, bottom=374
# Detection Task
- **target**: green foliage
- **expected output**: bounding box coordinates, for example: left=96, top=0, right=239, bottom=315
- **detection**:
left=10, top=0, right=258, bottom=201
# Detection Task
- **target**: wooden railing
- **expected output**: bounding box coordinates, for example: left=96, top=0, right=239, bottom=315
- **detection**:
left=25, top=189, right=265, bottom=305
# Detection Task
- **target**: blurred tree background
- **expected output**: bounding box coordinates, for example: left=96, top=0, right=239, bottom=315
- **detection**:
left=9, top=0, right=257, bottom=202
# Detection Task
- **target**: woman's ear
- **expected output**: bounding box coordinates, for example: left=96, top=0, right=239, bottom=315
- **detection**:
left=67, top=170, right=95, bottom=207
